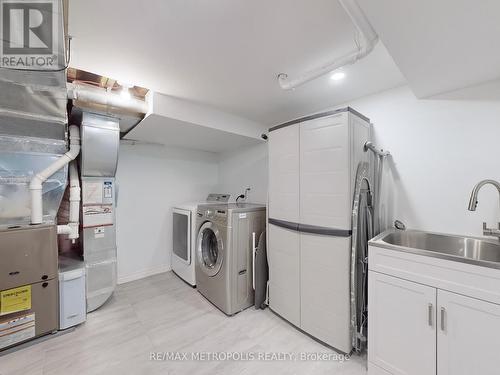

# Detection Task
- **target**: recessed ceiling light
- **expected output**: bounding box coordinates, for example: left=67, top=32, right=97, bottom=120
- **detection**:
left=120, top=87, right=131, bottom=100
left=118, top=81, right=133, bottom=99
left=330, top=71, right=346, bottom=81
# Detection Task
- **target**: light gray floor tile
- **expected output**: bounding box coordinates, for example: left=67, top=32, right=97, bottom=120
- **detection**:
left=0, top=271, right=366, bottom=375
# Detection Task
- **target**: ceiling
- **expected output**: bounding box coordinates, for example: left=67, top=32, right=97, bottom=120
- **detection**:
left=357, top=0, right=500, bottom=98
left=68, top=0, right=406, bottom=126
left=125, top=114, right=263, bottom=153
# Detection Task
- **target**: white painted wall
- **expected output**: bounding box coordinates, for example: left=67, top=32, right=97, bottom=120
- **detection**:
left=228, top=85, right=500, bottom=237
left=115, top=142, right=219, bottom=283
left=341, top=85, right=500, bottom=237
left=216, top=142, right=268, bottom=204
left=115, top=84, right=500, bottom=283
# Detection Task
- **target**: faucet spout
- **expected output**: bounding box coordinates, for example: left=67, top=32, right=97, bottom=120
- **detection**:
left=468, top=179, right=500, bottom=211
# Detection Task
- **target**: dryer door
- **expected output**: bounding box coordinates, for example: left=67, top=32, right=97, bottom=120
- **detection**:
left=196, top=222, right=224, bottom=277
left=173, top=208, right=191, bottom=265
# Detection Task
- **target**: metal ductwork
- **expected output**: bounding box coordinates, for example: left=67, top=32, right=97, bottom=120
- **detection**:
left=0, top=69, right=68, bottom=229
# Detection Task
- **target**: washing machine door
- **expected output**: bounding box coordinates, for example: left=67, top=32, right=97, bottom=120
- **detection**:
left=196, top=222, right=224, bottom=277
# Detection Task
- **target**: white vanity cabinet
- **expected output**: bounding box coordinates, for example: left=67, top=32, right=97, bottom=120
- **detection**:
left=368, top=272, right=436, bottom=375
left=368, top=245, right=500, bottom=375
left=437, top=290, right=500, bottom=375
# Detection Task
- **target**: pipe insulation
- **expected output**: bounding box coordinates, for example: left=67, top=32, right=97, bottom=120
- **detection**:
left=68, top=161, right=80, bottom=224
left=67, top=82, right=149, bottom=114
left=29, top=125, right=81, bottom=225
left=277, top=0, right=378, bottom=90
left=60, top=159, right=81, bottom=241
left=51, top=151, right=80, bottom=240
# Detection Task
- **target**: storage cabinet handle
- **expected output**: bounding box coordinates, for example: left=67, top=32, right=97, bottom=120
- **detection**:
left=252, top=232, right=256, bottom=290
left=428, top=303, right=433, bottom=326
left=440, top=307, right=446, bottom=331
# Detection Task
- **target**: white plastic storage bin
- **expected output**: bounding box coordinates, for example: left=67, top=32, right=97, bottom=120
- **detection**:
left=59, top=257, right=87, bottom=330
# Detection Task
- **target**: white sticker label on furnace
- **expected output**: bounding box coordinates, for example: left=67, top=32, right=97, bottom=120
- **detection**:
left=239, top=213, right=247, bottom=219
left=94, top=227, right=105, bottom=238
left=103, top=181, right=113, bottom=198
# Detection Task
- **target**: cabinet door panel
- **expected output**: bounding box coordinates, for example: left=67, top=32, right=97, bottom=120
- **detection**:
left=268, top=125, right=300, bottom=222
left=299, top=113, right=350, bottom=229
left=437, top=290, right=500, bottom=375
left=268, top=224, right=300, bottom=326
left=368, top=272, right=436, bottom=375
left=300, top=233, right=352, bottom=352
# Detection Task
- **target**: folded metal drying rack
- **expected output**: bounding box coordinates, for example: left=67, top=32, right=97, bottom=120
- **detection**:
left=351, top=142, right=391, bottom=352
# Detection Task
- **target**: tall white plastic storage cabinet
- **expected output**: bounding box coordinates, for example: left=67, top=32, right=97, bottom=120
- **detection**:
left=268, top=108, right=371, bottom=353
left=268, top=123, right=301, bottom=326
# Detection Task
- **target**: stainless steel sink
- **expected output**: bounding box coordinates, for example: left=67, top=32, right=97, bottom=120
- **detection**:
left=370, top=229, right=500, bottom=269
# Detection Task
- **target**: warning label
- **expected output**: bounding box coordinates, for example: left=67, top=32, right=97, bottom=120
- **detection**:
left=0, top=285, right=32, bottom=316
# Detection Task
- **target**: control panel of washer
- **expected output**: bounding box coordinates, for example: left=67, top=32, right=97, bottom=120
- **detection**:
left=197, top=207, right=227, bottom=226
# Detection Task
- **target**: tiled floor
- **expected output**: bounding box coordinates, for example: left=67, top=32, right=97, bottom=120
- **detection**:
left=0, top=272, right=367, bottom=375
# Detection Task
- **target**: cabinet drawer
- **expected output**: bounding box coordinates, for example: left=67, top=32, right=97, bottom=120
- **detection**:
left=369, top=245, right=500, bottom=305
left=0, top=225, right=58, bottom=289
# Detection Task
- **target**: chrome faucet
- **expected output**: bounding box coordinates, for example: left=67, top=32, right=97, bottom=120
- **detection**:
left=468, top=179, right=500, bottom=240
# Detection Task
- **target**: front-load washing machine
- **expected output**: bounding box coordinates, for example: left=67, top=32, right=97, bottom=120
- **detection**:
left=172, top=194, right=230, bottom=286
left=195, top=203, right=266, bottom=315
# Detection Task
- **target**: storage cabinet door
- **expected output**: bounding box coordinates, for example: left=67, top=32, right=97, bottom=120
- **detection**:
left=268, top=224, right=300, bottom=326
left=300, top=233, right=352, bottom=352
left=268, top=124, right=300, bottom=223
left=299, top=113, right=350, bottom=229
left=437, top=290, right=500, bottom=375
left=368, top=272, right=436, bottom=375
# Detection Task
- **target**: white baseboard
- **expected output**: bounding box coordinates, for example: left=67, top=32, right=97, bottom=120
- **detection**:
left=117, top=264, right=171, bottom=284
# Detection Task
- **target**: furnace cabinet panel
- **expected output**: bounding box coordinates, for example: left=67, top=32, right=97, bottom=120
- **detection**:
left=0, top=225, right=59, bottom=349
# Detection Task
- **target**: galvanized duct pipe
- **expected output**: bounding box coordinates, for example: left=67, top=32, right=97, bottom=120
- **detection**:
left=67, top=82, right=148, bottom=114
left=277, top=0, right=378, bottom=90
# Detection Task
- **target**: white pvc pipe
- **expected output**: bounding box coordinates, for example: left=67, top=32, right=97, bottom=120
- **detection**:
left=66, top=160, right=80, bottom=240
left=29, top=125, right=81, bottom=224
left=278, top=0, right=378, bottom=90
left=67, top=82, right=148, bottom=114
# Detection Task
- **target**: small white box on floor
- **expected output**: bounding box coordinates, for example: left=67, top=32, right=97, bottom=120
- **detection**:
left=59, top=257, right=87, bottom=330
